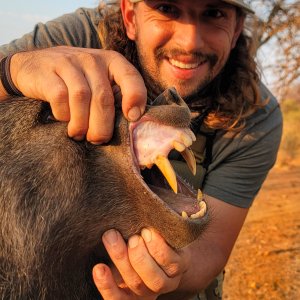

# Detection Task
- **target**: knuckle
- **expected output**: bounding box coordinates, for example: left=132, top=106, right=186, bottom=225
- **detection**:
left=128, top=277, right=145, bottom=293
left=151, top=277, right=166, bottom=293
left=131, top=252, right=147, bottom=266
left=78, top=51, right=98, bottom=64
left=71, top=87, right=91, bottom=102
left=164, top=262, right=181, bottom=278
left=96, top=88, right=114, bottom=107
left=111, top=247, right=128, bottom=262
left=50, top=88, right=68, bottom=104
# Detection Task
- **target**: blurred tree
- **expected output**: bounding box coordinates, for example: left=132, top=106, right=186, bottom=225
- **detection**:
left=246, top=0, right=300, bottom=97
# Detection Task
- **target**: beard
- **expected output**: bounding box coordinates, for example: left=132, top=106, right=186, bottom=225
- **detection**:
left=135, top=41, right=218, bottom=104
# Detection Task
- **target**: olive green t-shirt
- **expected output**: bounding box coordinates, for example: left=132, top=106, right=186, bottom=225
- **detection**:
left=0, top=7, right=283, bottom=208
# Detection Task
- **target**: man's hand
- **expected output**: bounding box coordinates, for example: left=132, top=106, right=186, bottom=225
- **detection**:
left=6, top=46, right=147, bottom=144
left=92, top=229, right=191, bottom=300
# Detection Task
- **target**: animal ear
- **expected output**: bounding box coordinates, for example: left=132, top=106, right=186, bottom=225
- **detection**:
left=120, top=0, right=137, bottom=41
left=151, top=88, right=188, bottom=109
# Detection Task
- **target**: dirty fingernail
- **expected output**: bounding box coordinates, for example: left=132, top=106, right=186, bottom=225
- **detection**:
left=103, top=229, right=118, bottom=246
left=141, top=228, right=152, bottom=243
left=128, top=106, right=141, bottom=121
left=128, top=235, right=140, bottom=249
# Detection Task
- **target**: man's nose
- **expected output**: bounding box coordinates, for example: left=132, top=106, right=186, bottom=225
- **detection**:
left=174, top=21, right=205, bottom=52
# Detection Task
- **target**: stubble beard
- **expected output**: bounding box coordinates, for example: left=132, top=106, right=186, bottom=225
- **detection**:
left=135, top=41, right=219, bottom=103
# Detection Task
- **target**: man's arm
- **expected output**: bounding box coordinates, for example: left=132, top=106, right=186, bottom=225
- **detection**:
left=0, top=7, right=147, bottom=144
left=0, top=48, right=146, bottom=143
left=92, top=194, right=248, bottom=300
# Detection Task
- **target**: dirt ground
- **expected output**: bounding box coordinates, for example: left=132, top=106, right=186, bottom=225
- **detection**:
left=223, top=162, right=300, bottom=299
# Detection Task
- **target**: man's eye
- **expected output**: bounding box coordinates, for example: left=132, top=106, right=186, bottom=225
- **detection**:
left=156, top=4, right=179, bottom=17
left=203, top=9, right=224, bottom=18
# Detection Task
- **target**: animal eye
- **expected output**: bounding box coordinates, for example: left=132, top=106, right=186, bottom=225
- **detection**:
left=39, top=103, right=57, bottom=124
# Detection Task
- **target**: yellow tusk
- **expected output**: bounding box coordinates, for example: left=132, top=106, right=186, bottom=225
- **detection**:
left=155, top=155, right=178, bottom=194
left=181, top=148, right=197, bottom=176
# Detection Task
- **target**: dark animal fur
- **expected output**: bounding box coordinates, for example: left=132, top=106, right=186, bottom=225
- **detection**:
left=0, top=89, right=207, bottom=299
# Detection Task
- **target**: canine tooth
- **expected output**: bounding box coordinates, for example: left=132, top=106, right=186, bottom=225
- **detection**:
left=181, top=133, right=193, bottom=147
left=181, top=211, right=188, bottom=219
left=173, top=141, right=186, bottom=152
left=199, top=201, right=207, bottom=213
left=186, top=129, right=196, bottom=142
left=155, top=155, right=178, bottom=194
left=197, top=189, right=203, bottom=201
left=181, top=148, right=197, bottom=175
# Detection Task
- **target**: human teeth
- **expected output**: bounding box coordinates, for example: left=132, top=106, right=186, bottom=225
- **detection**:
left=173, top=141, right=186, bottom=152
left=181, top=133, right=193, bottom=147
left=181, top=148, right=197, bottom=175
left=169, top=58, right=199, bottom=69
left=155, top=155, right=178, bottom=194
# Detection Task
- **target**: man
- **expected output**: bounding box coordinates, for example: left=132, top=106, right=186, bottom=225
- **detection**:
left=0, top=0, right=282, bottom=299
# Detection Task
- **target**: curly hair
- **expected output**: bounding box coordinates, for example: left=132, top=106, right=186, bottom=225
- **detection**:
left=97, top=4, right=263, bottom=131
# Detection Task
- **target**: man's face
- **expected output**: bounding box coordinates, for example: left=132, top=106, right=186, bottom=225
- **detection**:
left=122, top=0, right=244, bottom=99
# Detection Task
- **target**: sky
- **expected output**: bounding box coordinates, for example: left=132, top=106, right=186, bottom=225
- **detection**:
left=0, top=1, right=99, bottom=45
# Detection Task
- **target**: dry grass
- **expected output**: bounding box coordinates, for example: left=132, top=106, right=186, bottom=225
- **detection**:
left=275, top=98, right=300, bottom=168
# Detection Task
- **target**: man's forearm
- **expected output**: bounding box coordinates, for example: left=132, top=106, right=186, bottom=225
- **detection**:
left=159, top=239, right=228, bottom=299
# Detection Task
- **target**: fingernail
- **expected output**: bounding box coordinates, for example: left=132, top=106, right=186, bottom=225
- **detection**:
left=141, top=228, right=152, bottom=243
left=103, top=229, right=118, bottom=246
left=128, top=106, right=141, bottom=121
left=93, top=265, right=106, bottom=280
left=128, top=235, right=140, bottom=249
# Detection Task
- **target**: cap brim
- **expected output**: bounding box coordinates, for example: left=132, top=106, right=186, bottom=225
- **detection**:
left=222, top=0, right=254, bottom=14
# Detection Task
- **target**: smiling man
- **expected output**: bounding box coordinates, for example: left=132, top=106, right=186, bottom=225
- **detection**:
left=0, top=0, right=282, bottom=299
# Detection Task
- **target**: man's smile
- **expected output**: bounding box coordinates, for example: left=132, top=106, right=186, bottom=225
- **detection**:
left=168, top=57, right=204, bottom=69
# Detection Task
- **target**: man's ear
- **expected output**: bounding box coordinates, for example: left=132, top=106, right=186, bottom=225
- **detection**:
left=121, top=0, right=137, bottom=41
left=231, top=15, right=245, bottom=49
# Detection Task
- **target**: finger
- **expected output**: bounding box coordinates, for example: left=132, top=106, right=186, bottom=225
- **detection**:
left=107, top=52, right=147, bottom=121
left=83, top=61, right=115, bottom=144
left=42, top=75, right=70, bottom=122
left=93, top=264, right=129, bottom=300
left=141, top=228, right=188, bottom=278
left=102, top=230, right=153, bottom=296
left=55, top=60, right=91, bottom=140
left=128, top=234, right=181, bottom=294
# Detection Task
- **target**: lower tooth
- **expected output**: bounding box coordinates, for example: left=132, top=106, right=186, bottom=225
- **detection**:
left=197, top=189, right=203, bottom=201
left=199, top=201, right=207, bottom=212
left=190, top=201, right=207, bottom=219
left=181, top=211, right=188, bottom=219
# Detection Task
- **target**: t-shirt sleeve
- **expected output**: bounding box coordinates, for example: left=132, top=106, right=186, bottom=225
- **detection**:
left=0, top=7, right=102, bottom=56
left=203, top=84, right=283, bottom=208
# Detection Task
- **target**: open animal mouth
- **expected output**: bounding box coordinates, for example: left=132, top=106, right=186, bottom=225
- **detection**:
left=130, top=117, right=207, bottom=220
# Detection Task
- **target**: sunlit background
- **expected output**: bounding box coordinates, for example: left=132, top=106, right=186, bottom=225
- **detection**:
left=0, top=1, right=299, bottom=299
